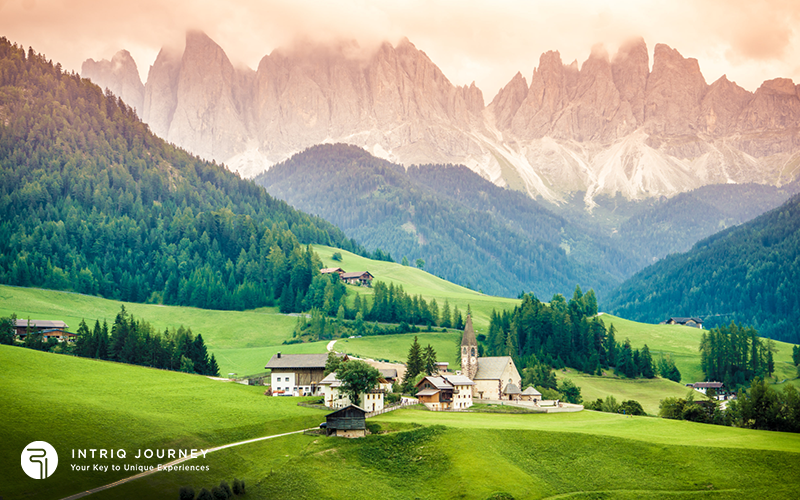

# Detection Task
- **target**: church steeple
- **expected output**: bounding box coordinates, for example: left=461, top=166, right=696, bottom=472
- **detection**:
left=461, top=314, right=478, bottom=380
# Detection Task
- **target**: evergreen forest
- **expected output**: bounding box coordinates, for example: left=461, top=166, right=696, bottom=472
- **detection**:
left=0, top=38, right=379, bottom=312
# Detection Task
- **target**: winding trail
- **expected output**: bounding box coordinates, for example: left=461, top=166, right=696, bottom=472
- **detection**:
left=326, top=340, right=337, bottom=352
left=60, top=428, right=312, bottom=499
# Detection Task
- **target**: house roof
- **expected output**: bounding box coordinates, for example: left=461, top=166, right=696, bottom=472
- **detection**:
left=503, top=383, right=522, bottom=395
left=521, top=386, right=542, bottom=396
left=443, top=374, right=474, bottom=386
left=15, top=320, right=68, bottom=328
left=416, top=389, right=440, bottom=397
left=693, top=382, right=724, bottom=388
left=265, top=352, right=343, bottom=370
left=340, top=271, right=374, bottom=280
left=474, top=356, right=515, bottom=380
left=461, top=314, right=477, bottom=346
left=379, top=368, right=398, bottom=379
left=416, top=376, right=453, bottom=390
left=326, top=404, right=367, bottom=418
left=318, top=372, right=343, bottom=387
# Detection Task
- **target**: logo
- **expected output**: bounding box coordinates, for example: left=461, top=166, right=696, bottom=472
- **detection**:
left=21, top=441, right=58, bottom=479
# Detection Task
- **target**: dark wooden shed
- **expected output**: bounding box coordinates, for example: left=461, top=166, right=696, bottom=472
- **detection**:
left=325, top=404, right=367, bottom=438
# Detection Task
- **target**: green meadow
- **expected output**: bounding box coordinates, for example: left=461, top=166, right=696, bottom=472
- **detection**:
left=312, top=245, right=521, bottom=331
left=0, top=345, right=328, bottom=500
left=5, top=345, right=799, bottom=500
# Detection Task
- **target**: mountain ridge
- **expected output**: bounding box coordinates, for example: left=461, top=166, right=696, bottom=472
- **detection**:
left=83, top=32, right=800, bottom=204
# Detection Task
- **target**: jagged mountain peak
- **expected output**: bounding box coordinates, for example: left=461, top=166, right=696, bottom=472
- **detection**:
left=89, top=32, right=800, bottom=204
left=81, top=49, right=145, bottom=115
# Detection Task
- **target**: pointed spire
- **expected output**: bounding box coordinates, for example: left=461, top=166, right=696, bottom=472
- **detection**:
left=461, top=314, right=477, bottom=346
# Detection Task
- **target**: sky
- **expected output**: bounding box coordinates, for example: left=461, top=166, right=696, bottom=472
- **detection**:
left=2, top=0, right=800, bottom=103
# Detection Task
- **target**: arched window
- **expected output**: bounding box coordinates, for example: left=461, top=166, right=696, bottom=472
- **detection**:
left=471, top=347, right=475, bottom=356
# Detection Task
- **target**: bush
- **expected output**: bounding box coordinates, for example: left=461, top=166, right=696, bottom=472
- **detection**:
left=211, top=485, right=228, bottom=500
left=618, top=400, right=645, bottom=416
left=196, top=488, right=213, bottom=500
left=179, top=486, right=196, bottom=500
left=232, top=478, right=245, bottom=495
left=219, top=480, right=233, bottom=498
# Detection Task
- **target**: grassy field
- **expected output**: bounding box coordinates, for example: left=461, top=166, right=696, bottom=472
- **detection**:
left=4, top=344, right=800, bottom=499
left=600, top=314, right=800, bottom=385
left=312, top=245, right=520, bottom=331
left=555, top=370, right=698, bottom=414
left=0, top=345, right=328, bottom=500
left=90, top=411, right=800, bottom=500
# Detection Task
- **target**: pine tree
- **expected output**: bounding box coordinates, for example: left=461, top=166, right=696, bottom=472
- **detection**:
left=441, top=300, right=452, bottom=328
left=639, top=344, right=655, bottom=378
left=423, top=344, right=437, bottom=375
left=403, top=336, right=423, bottom=390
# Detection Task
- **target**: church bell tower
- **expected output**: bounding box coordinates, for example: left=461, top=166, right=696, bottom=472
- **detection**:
left=461, top=314, right=478, bottom=380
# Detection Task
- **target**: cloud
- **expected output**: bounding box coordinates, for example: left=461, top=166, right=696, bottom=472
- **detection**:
left=0, top=0, right=798, bottom=99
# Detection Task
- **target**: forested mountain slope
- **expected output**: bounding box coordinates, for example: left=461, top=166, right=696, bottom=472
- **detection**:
left=256, top=144, right=633, bottom=298
left=605, top=193, right=800, bottom=343
left=0, top=38, right=368, bottom=311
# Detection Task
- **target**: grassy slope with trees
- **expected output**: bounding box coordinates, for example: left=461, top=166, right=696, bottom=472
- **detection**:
left=4, top=345, right=800, bottom=500
left=605, top=193, right=800, bottom=343
left=255, top=144, right=632, bottom=298
left=0, top=37, right=373, bottom=316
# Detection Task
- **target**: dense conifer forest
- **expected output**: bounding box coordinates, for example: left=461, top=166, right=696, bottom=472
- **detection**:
left=606, top=193, right=800, bottom=343
left=0, top=38, right=379, bottom=312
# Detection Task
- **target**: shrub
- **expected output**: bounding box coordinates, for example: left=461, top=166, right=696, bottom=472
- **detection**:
left=232, top=478, right=244, bottom=495
left=219, top=480, right=233, bottom=498
left=196, top=488, right=213, bottom=500
left=618, top=400, right=645, bottom=416
left=211, top=485, right=228, bottom=500
left=179, top=486, right=196, bottom=500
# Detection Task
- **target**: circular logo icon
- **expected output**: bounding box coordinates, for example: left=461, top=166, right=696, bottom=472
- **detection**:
left=21, top=441, right=58, bottom=479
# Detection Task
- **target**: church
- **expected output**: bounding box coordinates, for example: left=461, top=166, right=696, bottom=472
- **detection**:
left=460, top=315, right=522, bottom=400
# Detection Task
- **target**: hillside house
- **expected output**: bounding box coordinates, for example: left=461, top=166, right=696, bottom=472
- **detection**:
left=378, top=368, right=398, bottom=384
left=317, top=371, right=386, bottom=412
left=320, top=267, right=345, bottom=276
left=265, top=352, right=347, bottom=396
left=689, top=381, right=724, bottom=396
left=442, top=374, right=474, bottom=409
left=340, top=271, right=374, bottom=286
left=661, top=317, right=704, bottom=328
left=324, top=405, right=367, bottom=438
left=416, top=376, right=456, bottom=410
left=14, top=320, right=74, bottom=342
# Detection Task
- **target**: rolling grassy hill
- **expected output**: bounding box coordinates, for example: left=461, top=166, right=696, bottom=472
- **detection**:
left=4, top=345, right=800, bottom=500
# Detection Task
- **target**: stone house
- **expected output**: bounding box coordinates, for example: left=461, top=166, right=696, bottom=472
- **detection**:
left=265, top=352, right=346, bottom=396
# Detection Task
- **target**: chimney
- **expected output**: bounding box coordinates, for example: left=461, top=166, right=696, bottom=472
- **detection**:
left=277, top=352, right=281, bottom=359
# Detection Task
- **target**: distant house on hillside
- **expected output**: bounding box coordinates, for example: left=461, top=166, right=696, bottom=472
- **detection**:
left=320, top=267, right=345, bottom=276
left=340, top=271, right=374, bottom=286
left=14, top=320, right=75, bottom=342
left=688, top=381, right=724, bottom=395
left=265, top=352, right=347, bottom=396
left=661, top=317, right=704, bottom=328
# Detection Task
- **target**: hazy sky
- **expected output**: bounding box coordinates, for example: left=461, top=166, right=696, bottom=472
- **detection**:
left=2, top=0, right=799, bottom=102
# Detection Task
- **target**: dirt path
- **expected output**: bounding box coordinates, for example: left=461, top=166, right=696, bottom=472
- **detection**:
left=59, top=428, right=311, bottom=499
left=326, top=340, right=337, bottom=352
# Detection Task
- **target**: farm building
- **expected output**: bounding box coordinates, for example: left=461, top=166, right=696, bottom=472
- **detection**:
left=340, top=271, right=374, bottom=286
left=416, top=376, right=455, bottom=410
left=265, top=352, right=347, bottom=396
left=320, top=267, right=345, bottom=276
left=324, top=405, right=367, bottom=438
left=688, top=381, right=724, bottom=395
left=661, top=317, right=704, bottom=328
left=14, top=320, right=74, bottom=342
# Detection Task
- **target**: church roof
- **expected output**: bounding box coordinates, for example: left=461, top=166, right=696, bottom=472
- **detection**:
left=461, top=314, right=477, bottom=346
left=474, top=356, right=515, bottom=380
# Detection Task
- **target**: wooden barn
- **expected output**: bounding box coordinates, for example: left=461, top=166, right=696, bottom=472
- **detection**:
left=324, top=405, right=367, bottom=438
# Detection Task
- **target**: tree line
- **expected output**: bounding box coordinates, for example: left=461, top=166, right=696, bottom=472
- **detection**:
left=699, top=322, right=776, bottom=389
left=485, top=286, right=680, bottom=384
left=1, top=306, right=218, bottom=376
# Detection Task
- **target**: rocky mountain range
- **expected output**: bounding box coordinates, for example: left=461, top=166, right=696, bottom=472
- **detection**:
left=82, top=32, right=800, bottom=205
